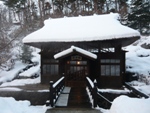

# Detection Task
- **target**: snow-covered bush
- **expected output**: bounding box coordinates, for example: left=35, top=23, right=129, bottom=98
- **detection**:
left=19, top=44, right=33, bottom=63
left=125, top=36, right=150, bottom=85
left=139, top=74, right=150, bottom=85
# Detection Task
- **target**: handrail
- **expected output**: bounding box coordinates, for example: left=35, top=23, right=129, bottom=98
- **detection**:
left=86, top=77, right=112, bottom=108
left=53, top=77, right=65, bottom=88
left=86, top=77, right=98, bottom=108
left=97, top=93, right=112, bottom=104
left=49, top=76, right=65, bottom=107
left=124, top=82, right=149, bottom=98
left=86, top=77, right=94, bottom=88
left=97, top=92, right=112, bottom=109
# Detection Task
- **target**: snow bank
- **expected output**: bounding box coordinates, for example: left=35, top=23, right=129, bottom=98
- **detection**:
left=128, top=81, right=150, bottom=96
left=0, top=61, right=27, bottom=83
left=124, top=36, right=150, bottom=76
left=19, top=48, right=41, bottom=77
left=0, top=97, right=47, bottom=113
left=0, top=77, right=40, bottom=87
left=23, top=13, right=140, bottom=43
left=137, top=36, right=150, bottom=46
left=0, top=48, right=41, bottom=86
left=0, top=87, right=22, bottom=91
left=98, top=88, right=130, bottom=94
left=110, top=95, right=150, bottom=113
left=19, top=65, right=40, bottom=77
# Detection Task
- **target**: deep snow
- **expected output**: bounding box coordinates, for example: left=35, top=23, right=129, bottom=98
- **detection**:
left=23, top=13, right=140, bottom=43
left=0, top=2, right=149, bottom=111
left=125, top=38, right=150, bottom=76
left=0, top=97, right=48, bottom=113
left=109, top=95, right=150, bottom=113
left=0, top=36, right=150, bottom=113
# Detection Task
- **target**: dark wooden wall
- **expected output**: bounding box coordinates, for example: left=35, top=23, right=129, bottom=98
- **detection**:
left=40, top=48, right=126, bottom=88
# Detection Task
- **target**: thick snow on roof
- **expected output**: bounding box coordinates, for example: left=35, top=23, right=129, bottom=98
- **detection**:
left=54, top=46, right=97, bottom=59
left=23, top=13, right=140, bottom=43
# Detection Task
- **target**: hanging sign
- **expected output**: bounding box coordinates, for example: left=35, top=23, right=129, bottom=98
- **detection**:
left=71, top=55, right=82, bottom=60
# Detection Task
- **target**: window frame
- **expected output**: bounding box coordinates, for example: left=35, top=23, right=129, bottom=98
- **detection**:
left=42, top=59, right=59, bottom=75
left=100, top=59, right=120, bottom=76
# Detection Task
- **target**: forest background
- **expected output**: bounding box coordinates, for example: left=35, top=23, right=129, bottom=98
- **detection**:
left=0, top=0, right=149, bottom=70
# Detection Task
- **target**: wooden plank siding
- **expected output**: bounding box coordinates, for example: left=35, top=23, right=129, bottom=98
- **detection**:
left=40, top=46, right=126, bottom=88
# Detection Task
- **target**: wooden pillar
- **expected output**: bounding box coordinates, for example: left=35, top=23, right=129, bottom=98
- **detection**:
left=93, top=80, right=98, bottom=108
left=49, top=81, right=54, bottom=107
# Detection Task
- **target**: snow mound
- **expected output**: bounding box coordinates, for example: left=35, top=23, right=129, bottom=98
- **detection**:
left=110, top=95, right=150, bottom=113
left=0, top=97, right=47, bottom=113
left=0, top=77, right=40, bottom=87
left=124, top=37, right=150, bottom=76
left=0, top=61, right=28, bottom=83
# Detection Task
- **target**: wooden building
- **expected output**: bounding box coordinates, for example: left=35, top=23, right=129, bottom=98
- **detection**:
left=23, top=13, right=140, bottom=88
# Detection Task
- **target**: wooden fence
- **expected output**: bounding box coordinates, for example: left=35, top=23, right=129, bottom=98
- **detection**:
left=86, top=77, right=112, bottom=108
left=49, top=77, right=65, bottom=107
left=86, top=77, right=98, bottom=108
left=125, top=82, right=149, bottom=98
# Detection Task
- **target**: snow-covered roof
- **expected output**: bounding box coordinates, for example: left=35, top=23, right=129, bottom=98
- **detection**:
left=23, top=13, right=140, bottom=43
left=54, top=46, right=97, bottom=59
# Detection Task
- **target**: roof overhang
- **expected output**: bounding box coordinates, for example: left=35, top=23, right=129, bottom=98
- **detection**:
left=24, top=36, right=140, bottom=50
left=23, top=13, right=140, bottom=49
left=54, top=46, right=97, bottom=60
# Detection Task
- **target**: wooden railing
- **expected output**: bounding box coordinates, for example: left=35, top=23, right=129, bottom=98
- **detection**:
left=86, top=77, right=98, bottom=108
left=125, top=82, right=149, bottom=98
left=86, top=77, right=112, bottom=108
left=49, top=77, right=65, bottom=107
left=97, top=92, right=112, bottom=109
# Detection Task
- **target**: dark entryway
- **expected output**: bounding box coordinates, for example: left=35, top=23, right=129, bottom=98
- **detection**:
left=67, top=87, right=92, bottom=108
left=65, top=60, right=89, bottom=87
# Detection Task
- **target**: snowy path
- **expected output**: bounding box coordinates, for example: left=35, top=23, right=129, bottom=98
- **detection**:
left=55, top=87, right=71, bottom=107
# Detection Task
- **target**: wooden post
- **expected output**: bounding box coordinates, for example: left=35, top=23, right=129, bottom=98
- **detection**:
left=93, top=80, right=98, bottom=108
left=50, top=81, right=54, bottom=107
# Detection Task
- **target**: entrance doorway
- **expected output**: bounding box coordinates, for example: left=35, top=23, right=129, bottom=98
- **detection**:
left=65, top=60, right=89, bottom=87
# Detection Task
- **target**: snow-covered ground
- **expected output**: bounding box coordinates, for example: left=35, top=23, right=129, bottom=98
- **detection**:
left=0, top=61, right=28, bottom=83
left=98, top=88, right=130, bottom=94
left=1, top=0, right=150, bottom=112
left=125, top=36, right=150, bottom=76
left=0, top=48, right=41, bottom=86
left=109, top=95, right=150, bottom=113
left=0, top=36, right=150, bottom=113
left=127, top=81, right=150, bottom=96
left=124, top=36, right=150, bottom=97
left=0, top=97, right=48, bottom=113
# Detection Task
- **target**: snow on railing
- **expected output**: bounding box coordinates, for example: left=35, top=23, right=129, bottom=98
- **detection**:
left=53, top=77, right=65, bottom=88
left=48, top=76, right=65, bottom=107
left=86, top=77, right=94, bottom=88
left=86, top=77, right=97, bottom=108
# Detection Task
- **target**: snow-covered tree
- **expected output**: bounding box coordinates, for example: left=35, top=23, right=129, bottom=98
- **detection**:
left=0, top=3, right=13, bottom=70
left=127, top=0, right=150, bottom=35
left=19, top=44, right=33, bottom=63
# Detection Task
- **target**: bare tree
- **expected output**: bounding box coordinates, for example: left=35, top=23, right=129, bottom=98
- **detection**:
left=0, top=5, right=13, bottom=70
